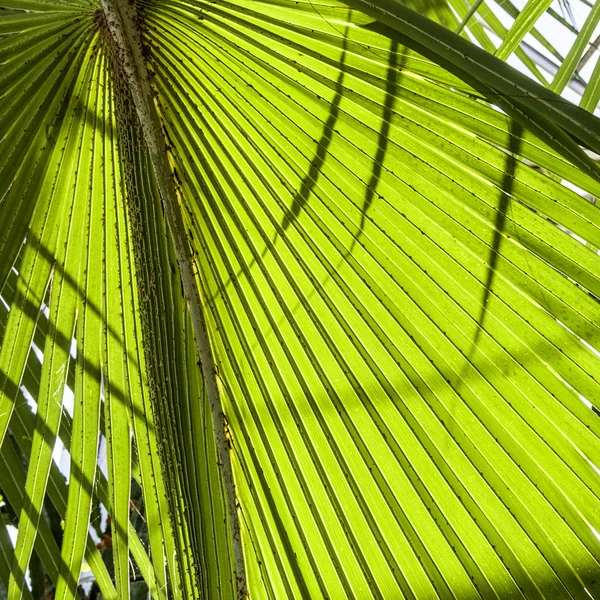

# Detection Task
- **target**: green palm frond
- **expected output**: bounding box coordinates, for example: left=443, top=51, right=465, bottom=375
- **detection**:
left=414, top=0, right=600, bottom=105
left=0, top=6, right=202, bottom=596
left=1, top=0, right=599, bottom=597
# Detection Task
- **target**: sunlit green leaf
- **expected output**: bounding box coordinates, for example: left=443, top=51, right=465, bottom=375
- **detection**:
left=1, top=0, right=599, bottom=597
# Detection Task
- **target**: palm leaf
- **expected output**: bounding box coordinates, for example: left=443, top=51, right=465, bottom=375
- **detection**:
left=424, top=0, right=600, bottom=105
left=142, top=0, right=600, bottom=596
left=1, top=0, right=599, bottom=597
left=0, top=3, right=212, bottom=596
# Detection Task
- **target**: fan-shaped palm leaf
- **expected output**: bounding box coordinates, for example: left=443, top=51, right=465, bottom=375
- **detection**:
left=0, top=0, right=599, bottom=597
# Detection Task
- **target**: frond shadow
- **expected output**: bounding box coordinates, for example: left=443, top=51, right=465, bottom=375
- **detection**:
left=216, top=36, right=406, bottom=358
left=0, top=234, right=140, bottom=371
left=471, top=119, right=523, bottom=351
left=347, top=39, right=404, bottom=256
left=281, top=24, right=350, bottom=232
left=203, top=18, right=352, bottom=302
left=0, top=48, right=109, bottom=292
left=209, top=26, right=404, bottom=306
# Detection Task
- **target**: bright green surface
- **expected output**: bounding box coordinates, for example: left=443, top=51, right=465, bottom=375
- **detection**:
left=1, top=0, right=599, bottom=597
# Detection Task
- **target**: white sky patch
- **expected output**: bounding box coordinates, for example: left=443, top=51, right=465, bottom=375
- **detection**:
left=58, top=445, right=70, bottom=484
left=581, top=337, right=600, bottom=359
left=578, top=51, right=600, bottom=90
left=562, top=178, right=592, bottom=198
left=20, top=385, right=37, bottom=414
left=52, top=436, right=68, bottom=480
left=52, top=386, right=75, bottom=481
left=99, top=502, right=109, bottom=532
left=63, top=384, right=74, bottom=418
left=88, top=525, right=101, bottom=545
left=0, top=295, right=9, bottom=312
left=79, top=578, right=95, bottom=594
left=97, top=434, right=108, bottom=480
left=30, top=341, right=43, bottom=364
left=70, top=337, right=77, bottom=360
left=479, top=0, right=600, bottom=113
left=40, top=302, right=49, bottom=320
left=7, top=525, right=17, bottom=548
left=7, top=526, right=32, bottom=590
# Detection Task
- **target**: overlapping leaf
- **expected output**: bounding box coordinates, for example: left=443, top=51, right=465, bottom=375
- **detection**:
left=0, top=3, right=213, bottom=596
left=411, top=0, right=600, bottom=106
left=140, top=0, right=600, bottom=596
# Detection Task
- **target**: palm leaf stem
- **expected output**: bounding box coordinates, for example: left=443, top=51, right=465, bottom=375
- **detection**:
left=97, top=0, right=246, bottom=596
